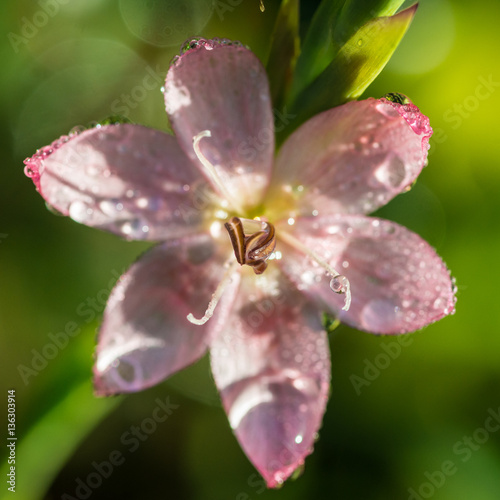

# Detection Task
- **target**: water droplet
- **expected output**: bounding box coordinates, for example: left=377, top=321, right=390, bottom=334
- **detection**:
left=361, top=299, right=401, bottom=332
left=330, top=275, right=348, bottom=294
left=136, top=197, right=149, bottom=209
left=374, top=156, right=407, bottom=188
left=45, top=202, right=64, bottom=216
left=69, top=201, right=92, bottom=223
left=99, top=199, right=124, bottom=216
left=68, top=124, right=87, bottom=136
left=116, top=359, right=136, bottom=383
left=433, top=297, right=447, bottom=310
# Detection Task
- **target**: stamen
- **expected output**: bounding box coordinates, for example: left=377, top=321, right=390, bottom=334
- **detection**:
left=187, top=260, right=239, bottom=326
left=192, top=131, right=244, bottom=213
left=279, top=231, right=351, bottom=311
left=224, top=217, right=276, bottom=275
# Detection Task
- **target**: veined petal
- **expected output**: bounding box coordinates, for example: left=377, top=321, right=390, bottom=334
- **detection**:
left=277, top=215, right=456, bottom=334
left=269, top=98, right=432, bottom=217
left=210, top=269, right=330, bottom=487
left=165, top=38, right=274, bottom=211
left=94, top=233, right=237, bottom=396
left=25, top=124, right=214, bottom=240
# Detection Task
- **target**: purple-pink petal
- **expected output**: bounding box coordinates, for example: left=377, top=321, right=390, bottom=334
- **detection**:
left=94, top=234, right=236, bottom=396
left=277, top=215, right=456, bottom=334
left=210, top=269, right=330, bottom=487
left=270, top=97, right=432, bottom=217
left=25, top=124, right=213, bottom=240
left=164, top=38, right=274, bottom=210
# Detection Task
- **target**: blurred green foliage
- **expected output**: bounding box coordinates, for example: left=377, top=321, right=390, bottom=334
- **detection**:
left=1, top=0, right=500, bottom=499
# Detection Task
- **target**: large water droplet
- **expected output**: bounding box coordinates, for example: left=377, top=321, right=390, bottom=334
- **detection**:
left=330, top=275, right=348, bottom=294
left=69, top=201, right=92, bottom=223
left=361, top=299, right=402, bottom=332
left=374, top=156, right=407, bottom=189
left=116, top=359, right=135, bottom=383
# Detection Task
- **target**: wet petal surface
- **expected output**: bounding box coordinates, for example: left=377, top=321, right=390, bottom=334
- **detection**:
left=210, top=269, right=330, bottom=487
left=165, top=38, right=274, bottom=210
left=277, top=215, right=456, bottom=334
left=26, top=124, right=213, bottom=240
left=270, top=98, right=432, bottom=217
left=94, top=234, right=237, bottom=395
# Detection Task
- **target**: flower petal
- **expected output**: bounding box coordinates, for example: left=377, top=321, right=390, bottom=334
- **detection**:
left=210, top=269, right=330, bottom=487
left=270, top=97, right=432, bottom=217
left=94, top=233, right=236, bottom=396
left=165, top=38, right=274, bottom=210
left=25, top=124, right=214, bottom=240
left=277, top=215, right=456, bottom=334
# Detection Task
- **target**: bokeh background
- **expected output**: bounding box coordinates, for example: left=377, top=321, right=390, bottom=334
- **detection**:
left=1, top=0, right=500, bottom=499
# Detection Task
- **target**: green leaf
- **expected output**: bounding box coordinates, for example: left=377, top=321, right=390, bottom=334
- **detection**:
left=265, top=0, right=300, bottom=109
left=290, top=0, right=406, bottom=103
left=333, top=0, right=406, bottom=47
left=0, top=380, right=120, bottom=500
left=290, top=0, right=344, bottom=101
left=287, top=4, right=418, bottom=131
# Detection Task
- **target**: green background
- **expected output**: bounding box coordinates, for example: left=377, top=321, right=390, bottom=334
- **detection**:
left=1, top=0, right=500, bottom=499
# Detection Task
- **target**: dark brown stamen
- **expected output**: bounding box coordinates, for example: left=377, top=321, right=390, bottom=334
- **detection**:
left=224, top=217, right=276, bottom=275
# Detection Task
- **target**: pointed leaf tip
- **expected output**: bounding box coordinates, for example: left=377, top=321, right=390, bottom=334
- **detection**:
left=286, top=3, right=419, bottom=131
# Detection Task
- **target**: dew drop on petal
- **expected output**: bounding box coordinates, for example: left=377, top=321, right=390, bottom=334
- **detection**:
left=99, top=199, right=123, bottom=216
left=374, top=156, right=407, bottom=189
left=433, top=296, right=447, bottom=311
left=45, top=202, right=64, bottom=216
left=116, top=359, right=136, bottom=383
left=361, top=299, right=401, bottom=332
left=69, top=200, right=91, bottom=223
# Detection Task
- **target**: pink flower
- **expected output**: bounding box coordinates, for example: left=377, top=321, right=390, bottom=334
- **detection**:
left=24, top=38, right=456, bottom=487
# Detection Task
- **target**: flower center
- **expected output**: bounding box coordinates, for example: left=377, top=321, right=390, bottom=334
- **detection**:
left=224, top=216, right=276, bottom=275
left=186, top=129, right=351, bottom=327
